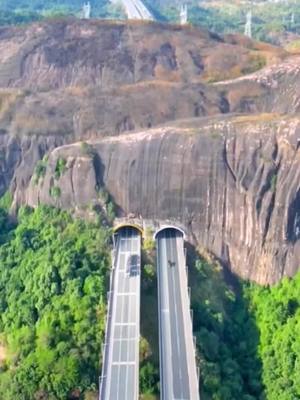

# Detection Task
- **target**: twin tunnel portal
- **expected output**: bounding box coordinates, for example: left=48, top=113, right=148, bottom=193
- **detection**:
left=99, top=224, right=200, bottom=400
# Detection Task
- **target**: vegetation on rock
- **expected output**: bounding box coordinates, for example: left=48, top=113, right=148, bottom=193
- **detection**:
left=54, top=158, right=67, bottom=180
left=50, top=185, right=61, bottom=199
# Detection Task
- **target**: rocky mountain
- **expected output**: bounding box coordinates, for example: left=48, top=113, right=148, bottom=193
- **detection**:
left=26, top=115, right=300, bottom=284
left=0, top=18, right=286, bottom=89
left=0, top=18, right=299, bottom=284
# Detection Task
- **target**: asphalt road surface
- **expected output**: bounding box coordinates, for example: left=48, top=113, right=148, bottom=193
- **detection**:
left=100, top=227, right=141, bottom=400
left=121, top=0, right=153, bottom=20
left=156, top=229, right=200, bottom=400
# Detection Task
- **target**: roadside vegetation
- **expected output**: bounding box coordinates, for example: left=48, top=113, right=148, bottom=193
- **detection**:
left=0, top=203, right=111, bottom=399
left=140, top=240, right=159, bottom=398
left=189, top=254, right=264, bottom=400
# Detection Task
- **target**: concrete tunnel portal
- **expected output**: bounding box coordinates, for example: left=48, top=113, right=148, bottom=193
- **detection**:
left=154, top=225, right=186, bottom=240
left=113, top=223, right=144, bottom=237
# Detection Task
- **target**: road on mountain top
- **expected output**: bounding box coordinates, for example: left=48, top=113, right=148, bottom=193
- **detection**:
left=121, top=0, right=153, bottom=20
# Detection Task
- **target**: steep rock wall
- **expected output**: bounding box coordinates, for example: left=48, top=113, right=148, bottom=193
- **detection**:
left=0, top=134, right=66, bottom=207
left=27, top=115, right=300, bottom=284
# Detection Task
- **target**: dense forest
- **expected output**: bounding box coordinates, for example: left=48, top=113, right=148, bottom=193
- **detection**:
left=247, top=275, right=300, bottom=399
left=0, top=200, right=111, bottom=399
left=0, top=195, right=299, bottom=399
left=192, top=258, right=300, bottom=399
left=190, top=257, right=264, bottom=400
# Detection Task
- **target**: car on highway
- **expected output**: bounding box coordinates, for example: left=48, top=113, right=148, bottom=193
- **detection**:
left=126, top=254, right=140, bottom=276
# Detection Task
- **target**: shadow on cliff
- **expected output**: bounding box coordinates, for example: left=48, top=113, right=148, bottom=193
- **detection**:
left=186, top=242, right=266, bottom=400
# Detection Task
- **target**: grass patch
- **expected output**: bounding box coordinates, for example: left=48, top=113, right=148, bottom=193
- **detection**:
left=49, top=185, right=61, bottom=199
left=96, top=187, right=116, bottom=224
left=0, top=90, right=23, bottom=123
left=34, top=158, right=48, bottom=184
left=0, top=192, right=12, bottom=211
left=80, top=142, right=96, bottom=157
left=143, top=228, right=156, bottom=252
left=286, top=39, right=300, bottom=54
left=270, top=174, right=277, bottom=192
left=241, top=54, right=266, bottom=75
left=54, top=157, right=67, bottom=180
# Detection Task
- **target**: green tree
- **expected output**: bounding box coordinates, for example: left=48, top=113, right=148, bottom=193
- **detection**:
left=0, top=205, right=110, bottom=399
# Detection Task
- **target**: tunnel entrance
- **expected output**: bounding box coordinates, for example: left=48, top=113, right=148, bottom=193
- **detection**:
left=154, top=226, right=185, bottom=240
left=113, top=223, right=143, bottom=236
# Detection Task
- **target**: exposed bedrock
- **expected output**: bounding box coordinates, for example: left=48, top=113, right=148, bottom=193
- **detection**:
left=0, top=134, right=65, bottom=206
left=27, top=115, right=300, bottom=284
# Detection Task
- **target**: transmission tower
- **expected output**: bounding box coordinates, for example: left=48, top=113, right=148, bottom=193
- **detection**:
left=82, top=2, right=91, bottom=19
left=244, top=9, right=252, bottom=38
left=291, top=12, right=295, bottom=26
left=180, top=4, right=188, bottom=25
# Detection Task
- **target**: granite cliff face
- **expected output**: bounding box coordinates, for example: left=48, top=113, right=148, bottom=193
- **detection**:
left=0, top=19, right=299, bottom=284
left=27, top=116, right=300, bottom=284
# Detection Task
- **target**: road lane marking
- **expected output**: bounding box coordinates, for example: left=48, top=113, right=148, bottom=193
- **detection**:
left=116, top=292, right=137, bottom=296
left=125, top=233, right=133, bottom=400
left=170, top=232, right=184, bottom=398
left=116, top=229, right=128, bottom=400
left=112, top=361, right=136, bottom=366
left=105, top=230, right=124, bottom=399
left=162, top=231, right=174, bottom=399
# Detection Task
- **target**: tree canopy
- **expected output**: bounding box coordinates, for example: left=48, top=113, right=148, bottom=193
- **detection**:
left=246, top=274, right=300, bottom=399
left=0, top=205, right=111, bottom=399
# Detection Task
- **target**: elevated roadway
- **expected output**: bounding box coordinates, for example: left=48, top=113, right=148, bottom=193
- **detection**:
left=99, top=227, right=141, bottom=400
left=120, top=0, right=153, bottom=20
left=156, top=228, right=200, bottom=400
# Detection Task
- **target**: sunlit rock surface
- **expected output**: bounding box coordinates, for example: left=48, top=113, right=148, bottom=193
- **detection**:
left=27, top=115, right=300, bottom=284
